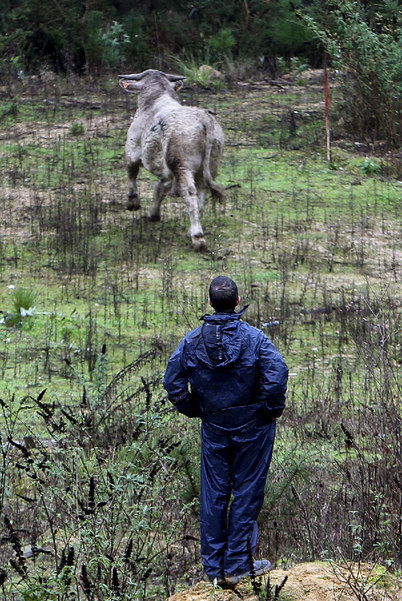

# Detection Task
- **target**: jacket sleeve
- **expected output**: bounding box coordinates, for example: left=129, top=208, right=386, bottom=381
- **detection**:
left=163, top=339, right=201, bottom=418
left=257, top=335, right=288, bottom=420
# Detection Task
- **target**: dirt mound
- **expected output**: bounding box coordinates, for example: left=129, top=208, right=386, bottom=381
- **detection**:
left=167, top=561, right=398, bottom=601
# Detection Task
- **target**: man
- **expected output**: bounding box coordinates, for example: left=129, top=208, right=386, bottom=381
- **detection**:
left=163, top=276, right=288, bottom=586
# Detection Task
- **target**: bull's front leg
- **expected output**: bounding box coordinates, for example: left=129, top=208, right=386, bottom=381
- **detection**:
left=148, top=177, right=172, bottom=221
left=126, top=161, right=141, bottom=210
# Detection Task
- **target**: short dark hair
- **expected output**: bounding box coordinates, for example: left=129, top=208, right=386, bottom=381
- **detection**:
left=209, top=276, right=238, bottom=312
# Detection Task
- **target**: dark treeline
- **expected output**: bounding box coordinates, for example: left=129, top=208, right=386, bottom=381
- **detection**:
left=0, top=0, right=321, bottom=74
left=0, top=1, right=400, bottom=154
left=1, top=0, right=400, bottom=76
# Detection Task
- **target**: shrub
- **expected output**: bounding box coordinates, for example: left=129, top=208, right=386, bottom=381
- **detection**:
left=69, top=121, right=85, bottom=136
left=11, top=286, right=35, bottom=315
left=170, top=54, right=221, bottom=88
left=1, top=286, right=36, bottom=328
left=208, top=28, right=236, bottom=60
left=298, top=0, right=401, bottom=146
left=84, top=11, right=130, bottom=73
left=121, top=9, right=149, bottom=67
left=0, top=350, right=195, bottom=600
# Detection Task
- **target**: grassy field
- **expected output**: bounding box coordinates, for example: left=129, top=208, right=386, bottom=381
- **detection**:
left=0, top=72, right=400, bottom=599
left=0, top=74, right=399, bottom=400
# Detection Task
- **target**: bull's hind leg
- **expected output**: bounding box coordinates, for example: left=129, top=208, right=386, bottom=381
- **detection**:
left=126, top=162, right=141, bottom=210
left=180, top=178, right=207, bottom=252
left=148, top=177, right=172, bottom=221
left=198, top=188, right=207, bottom=218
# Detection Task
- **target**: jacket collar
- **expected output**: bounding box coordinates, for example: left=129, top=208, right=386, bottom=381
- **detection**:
left=200, top=304, right=249, bottom=323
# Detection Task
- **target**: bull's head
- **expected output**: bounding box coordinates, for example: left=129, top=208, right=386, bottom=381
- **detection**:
left=119, top=69, right=186, bottom=93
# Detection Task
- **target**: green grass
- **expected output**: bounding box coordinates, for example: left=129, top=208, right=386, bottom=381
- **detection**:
left=0, top=77, right=399, bottom=412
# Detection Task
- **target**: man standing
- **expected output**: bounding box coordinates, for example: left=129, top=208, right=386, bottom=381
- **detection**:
left=163, top=276, right=288, bottom=586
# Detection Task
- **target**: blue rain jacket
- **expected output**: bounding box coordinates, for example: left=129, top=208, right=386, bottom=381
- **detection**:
left=163, top=307, right=288, bottom=431
left=163, top=307, right=288, bottom=579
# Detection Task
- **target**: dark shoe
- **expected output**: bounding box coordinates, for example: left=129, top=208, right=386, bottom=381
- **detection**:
left=225, top=559, right=272, bottom=585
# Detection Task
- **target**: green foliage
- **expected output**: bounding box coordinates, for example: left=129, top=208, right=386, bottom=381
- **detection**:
left=101, top=20, right=130, bottom=67
left=69, top=121, right=85, bottom=136
left=278, top=56, right=310, bottom=76
left=208, top=28, right=236, bottom=60
left=0, top=28, right=28, bottom=76
left=1, top=287, right=36, bottom=328
left=298, top=0, right=401, bottom=146
left=0, top=0, right=317, bottom=76
left=0, top=362, right=192, bottom=599
left=84, top=11, right=130, bottom=73
left=358, top=158, right=381, bottom=175
left=0, top=0, right=399, bottom=86
left=11, top=287, right=35, bottom=315
left=0, top=0, right=83, bottom=72
left=262, top=0, right=316, bottom=57
left=170, top=54, right=218, bottom=87
left=121, top=9, right=149, bottom=66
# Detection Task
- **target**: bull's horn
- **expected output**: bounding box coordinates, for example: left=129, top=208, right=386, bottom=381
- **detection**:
left=118, top=73, right=144, bottom=81
left=118, top=69, right=165, bottom=80
left=118, top=69, right=159, bottom=80
left=118, top=69, right=186, bottom=82
left=165, top=74, right=187, bottom=81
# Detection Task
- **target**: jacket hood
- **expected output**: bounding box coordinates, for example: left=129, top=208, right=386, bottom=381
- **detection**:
left=196, top=305, right=249, bottom=368
left=200, top=304, right=249, bottom=323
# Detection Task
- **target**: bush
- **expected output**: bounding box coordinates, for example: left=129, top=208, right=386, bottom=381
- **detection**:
left=84, top=11, right=130, bottom=73
left=121, top=9, right=149, bottom=68
left=0, top=0, right=84, bottom=73
left=299, top=0, right=401, bottom=146
left=69, top=122, right=85, bottom=136
left=208, top=27, right=236, bottom=61
left=0, top=350, right=195, bottom=600
left=1, top=286, right=36, bottom=328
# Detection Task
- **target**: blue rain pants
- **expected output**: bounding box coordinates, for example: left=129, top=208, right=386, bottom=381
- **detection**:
left=200, top=419, right=276, bottom=579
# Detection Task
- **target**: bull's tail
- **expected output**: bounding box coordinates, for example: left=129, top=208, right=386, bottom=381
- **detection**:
left=208, top=178, right=225, bottom=203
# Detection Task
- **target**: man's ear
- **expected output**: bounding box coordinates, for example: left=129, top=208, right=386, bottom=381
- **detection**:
left=235, top=296, right=240, bottom=306
left=209, top=298, right=213, bottom=307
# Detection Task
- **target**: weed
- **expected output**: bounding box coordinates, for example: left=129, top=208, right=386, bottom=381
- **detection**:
left=0, top=360, right=192, bottom=600
left=69, top=121, right=85, bottom=136
left=11, top=287, right=35, bottom=315
left=261, top=576, right=288, bottom=600
left=1, top=287, right=36, bottom=328
left=358, top=158, right=381, bottom=176
left=170, top=54, right=222, bottom=88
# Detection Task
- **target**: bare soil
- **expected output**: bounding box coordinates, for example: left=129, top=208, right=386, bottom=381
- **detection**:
left=167, top=562, right=400, bottom=601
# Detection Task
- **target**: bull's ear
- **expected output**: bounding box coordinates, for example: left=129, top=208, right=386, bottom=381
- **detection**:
left=119, top=79, right=143, bottom=93
left=174, top=80, right=184, bottom=92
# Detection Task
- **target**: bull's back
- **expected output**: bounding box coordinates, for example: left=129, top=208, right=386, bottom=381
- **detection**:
left=139, top=105, right=224, bottom=187
left=141, top=107, right=209, bottom=175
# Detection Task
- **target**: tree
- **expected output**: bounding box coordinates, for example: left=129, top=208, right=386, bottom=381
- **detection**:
left=297, top=0, right=401, bottom=146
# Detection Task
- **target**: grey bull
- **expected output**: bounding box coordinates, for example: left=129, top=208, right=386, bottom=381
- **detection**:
left=119, top=69, right=225, bottom=251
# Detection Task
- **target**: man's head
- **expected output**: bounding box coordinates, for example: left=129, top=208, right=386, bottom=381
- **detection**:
left=209, top=276, right=239, bottom=313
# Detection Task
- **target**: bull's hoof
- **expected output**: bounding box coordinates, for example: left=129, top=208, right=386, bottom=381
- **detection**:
left=147, top=214, right=161, bottom=222
left=192, top=237, right=208, bottom=252
left=127, top=193, right=140, bottom=211
left=126, top=203, right=141, bottom=211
